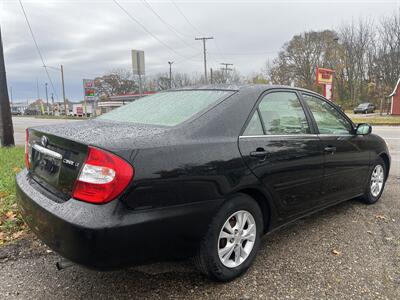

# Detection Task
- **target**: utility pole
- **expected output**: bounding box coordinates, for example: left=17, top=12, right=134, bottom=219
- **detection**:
left=210, top=68, right=213, bottom=84
left=45, top=82, right=49, bottom=114
left=168, top=61, right=174, bottom=89
left=0, top=26, right=14, bottom=146
left=195, top=36, right=213, bottom=83
left=220, top=63, right=233, bottom=83
left=10, top=86, right=13, bottom=110
left=60, top=65, right=67, bottom=117
left=51, top=93, right=54, bottom=115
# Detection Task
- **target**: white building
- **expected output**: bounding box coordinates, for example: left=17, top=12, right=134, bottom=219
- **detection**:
left=98, top=92, right=155, bottom=114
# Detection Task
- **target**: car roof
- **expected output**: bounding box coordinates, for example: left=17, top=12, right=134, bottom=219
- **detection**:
left=171, top=84, right=324, bottom=97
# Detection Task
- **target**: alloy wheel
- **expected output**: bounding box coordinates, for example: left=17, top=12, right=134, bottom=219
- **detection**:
left=370, top=164, right=384, bottom=197
left=217, top=210, right=256, bottom=268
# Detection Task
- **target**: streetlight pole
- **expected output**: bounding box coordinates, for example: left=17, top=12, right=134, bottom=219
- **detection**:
left=168, top=61, right=174, bottom=89
left=332, top=37, right=339, bottom=102
left=0, top=26, right=14, bottom=146
left=45, top=82, right=49, bottom=114
left=60, top=65, right=67, bottom=117
left=379, top=76, right=384, bottom=116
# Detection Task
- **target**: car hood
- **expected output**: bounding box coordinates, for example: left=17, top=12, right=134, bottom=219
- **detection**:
left=32, top=119, right=172, bottom=152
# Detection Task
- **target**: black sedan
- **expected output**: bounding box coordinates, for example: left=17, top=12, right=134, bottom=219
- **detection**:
left=353, top=102, right=375, bottom=114
left=16, top=85, right=390, bottom=281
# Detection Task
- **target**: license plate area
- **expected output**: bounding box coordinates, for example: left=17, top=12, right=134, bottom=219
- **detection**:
left=32, top=144, right=62, bottom=187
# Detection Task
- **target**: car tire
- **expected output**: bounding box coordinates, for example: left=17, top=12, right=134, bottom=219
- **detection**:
left=360, top=157, right=386, bottom=204
left=194, top=193, right=264, bottom=282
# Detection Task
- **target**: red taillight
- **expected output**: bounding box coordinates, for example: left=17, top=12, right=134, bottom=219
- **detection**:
left=25, top=129, right=30, bottom=169
left=72, top=147, right=134, bottom=204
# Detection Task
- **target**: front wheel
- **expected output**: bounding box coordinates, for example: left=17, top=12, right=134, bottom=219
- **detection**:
left=194, top=194, right=263, bottom=281
left=360, top=157, right=386, bottom=204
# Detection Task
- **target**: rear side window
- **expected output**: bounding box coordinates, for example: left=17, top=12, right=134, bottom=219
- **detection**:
left=258, top=92, right=310, bottom=135
left=243, top=111, right=264, bottom=136
left=98, top=90, right=234, bottom=126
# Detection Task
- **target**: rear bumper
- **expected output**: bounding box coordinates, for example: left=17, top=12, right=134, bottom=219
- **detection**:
left=16, top=169, right=222, bottom=270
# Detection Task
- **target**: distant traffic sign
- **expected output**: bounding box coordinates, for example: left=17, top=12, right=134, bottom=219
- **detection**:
left=131, top=50, right=145, bottom=76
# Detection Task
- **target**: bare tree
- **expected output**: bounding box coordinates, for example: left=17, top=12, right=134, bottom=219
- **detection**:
left=376, top=14, right=400, bottom=88
left=264, top=13, right=399, bottom=108
left=267, top=30, right=338, bottom=89
left=94, top=68, right=138, bottom=98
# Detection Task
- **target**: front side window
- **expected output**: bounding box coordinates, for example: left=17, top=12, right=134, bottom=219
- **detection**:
left=98, top=90, right=234, bottom=126
left=303, top=94, right=353, bottom=135
left=257, top=92, right=310, bottom=135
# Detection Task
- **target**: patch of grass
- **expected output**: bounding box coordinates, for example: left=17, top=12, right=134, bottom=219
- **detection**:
left=0, top=147, right=27, bottom=245
left=350, top=115, right=400, bottom=125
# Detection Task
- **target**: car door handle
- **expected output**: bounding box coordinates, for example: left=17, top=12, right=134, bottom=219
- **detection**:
left=250, top=149, right=269, bottom=158
left=324, top=146, right=337, bottom=153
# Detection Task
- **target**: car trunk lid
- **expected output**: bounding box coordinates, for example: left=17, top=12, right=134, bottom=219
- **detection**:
left=27, top=120, right=169, bottom=200
left=28, top=129, right=89, bottom=199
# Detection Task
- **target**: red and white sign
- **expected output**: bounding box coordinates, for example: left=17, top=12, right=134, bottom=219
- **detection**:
left=316, top=67, right=335, bottom=101
left=316, top=67, right=334, bottom=85
left=324, top=84, right=332, bottom=100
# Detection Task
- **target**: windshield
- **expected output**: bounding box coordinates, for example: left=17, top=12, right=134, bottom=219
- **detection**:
left=98, top=90, right=234, bottom=126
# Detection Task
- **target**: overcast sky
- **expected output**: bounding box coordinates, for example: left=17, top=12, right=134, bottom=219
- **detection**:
left=0, top=0, right=398, bottom=102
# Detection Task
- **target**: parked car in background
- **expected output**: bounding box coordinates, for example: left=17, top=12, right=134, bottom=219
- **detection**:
left=353, top=102, right=375, bottom=114
left=11, top=110, right=22, bottom=116
left=17, top=86, right=390, bottom=282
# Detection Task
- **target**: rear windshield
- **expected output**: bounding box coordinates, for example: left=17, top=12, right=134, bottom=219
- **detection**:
left=98, top=90, right=233, bottom=126
left=358, top=103, right=369, bottom=108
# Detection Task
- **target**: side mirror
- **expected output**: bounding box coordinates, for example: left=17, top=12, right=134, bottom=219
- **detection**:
left=356, top=123, right=372, bottom=135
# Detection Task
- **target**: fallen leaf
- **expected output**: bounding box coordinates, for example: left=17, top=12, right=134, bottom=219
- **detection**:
left=11, top=231, right=24, bottom=239
left=0, top=231, right=4, bottom=240
left=331, top=249, right=341, bottom=256
left=13, top=167, right=22, bottom=173
left=5, top=211, right=16, bottom=220
left=375, top=214, right=387, bottom=220
left=367, top=231, right=373, bottom=235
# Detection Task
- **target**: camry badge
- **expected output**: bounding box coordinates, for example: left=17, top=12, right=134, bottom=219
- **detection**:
left=41, top=136, right=48, bottom=147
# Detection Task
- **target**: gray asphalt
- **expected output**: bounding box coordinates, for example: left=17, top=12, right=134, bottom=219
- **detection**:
left=0, top=118, right=399, bottom=299
left=12, top=117, right=81, bottom=146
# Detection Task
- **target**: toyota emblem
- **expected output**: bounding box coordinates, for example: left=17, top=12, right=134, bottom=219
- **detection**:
left=41, top=136, right=48, bottom=147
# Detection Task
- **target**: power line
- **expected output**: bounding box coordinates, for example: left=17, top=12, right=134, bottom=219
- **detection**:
left=112, top=0, right=193, bottom=60
left=18, top=0, right=58, bottom=100
left=171, top=0, right=203, bottom=35
left=174, top=51, right=203, bottom=64
left=141, top=0, right=197, bottom=49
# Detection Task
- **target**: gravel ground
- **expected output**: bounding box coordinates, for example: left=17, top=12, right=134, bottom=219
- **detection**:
left=0, top=175, right=399, bottom=300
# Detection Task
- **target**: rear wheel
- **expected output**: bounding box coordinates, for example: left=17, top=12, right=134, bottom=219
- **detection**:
left=194, top=194, right=263, bottom=281
left=360, top=157, right=386, bottom=204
